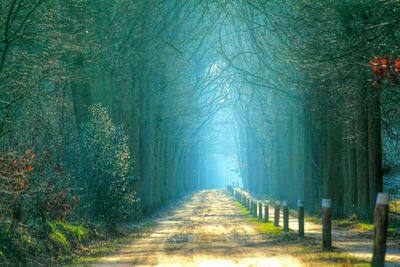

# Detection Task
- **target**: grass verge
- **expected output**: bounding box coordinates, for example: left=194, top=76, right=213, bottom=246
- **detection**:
left=234, top=200, right=370, bottom=266
left=65, top=220, right=158, bottom=266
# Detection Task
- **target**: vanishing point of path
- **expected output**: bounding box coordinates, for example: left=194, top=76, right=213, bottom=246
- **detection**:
left=77, top=190, right=304, bottom=267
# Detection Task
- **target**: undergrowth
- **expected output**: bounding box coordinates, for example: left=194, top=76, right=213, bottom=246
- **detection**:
left=0, top=221, right=100, bottom=266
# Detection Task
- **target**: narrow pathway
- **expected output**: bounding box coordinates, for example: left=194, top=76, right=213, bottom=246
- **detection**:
left=77, top=190, right=304, bottom=267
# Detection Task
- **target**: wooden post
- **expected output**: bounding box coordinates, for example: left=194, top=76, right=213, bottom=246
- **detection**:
left=252, top=200, right=258, bottom=218
left=274, top=201, right=281, bottom=227
left=322, top=199, right=332, bottom=250
left=264, top=201, right=269, bottom=223
left=258, top=201, right=263, bottom=221
left=298, top=200, right=304, bottom=237
left=371, top=193, right=390, bottom=267
left=283, top=201, right=289, bottom=232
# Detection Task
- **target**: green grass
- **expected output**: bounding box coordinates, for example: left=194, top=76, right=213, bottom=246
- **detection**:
left=290, top=245, right=370, bottom=266
left=234, top=201, right=251, bottom=215
left=390, top=200, right=400, bottom=213
left=305, top=216, right=322, bottom=224
left=332, top=219, right=374, bottom=232
left=235, top=201, right=288, bottom=236
left=248, top=218, right=286, bottom=235
left=333, top=218, right=400, bottom=236
left=234, top=200, right=369, bottom=266
left=52, top=221, right=90, bottom=242
left=49, top=230, right=70, bottom=253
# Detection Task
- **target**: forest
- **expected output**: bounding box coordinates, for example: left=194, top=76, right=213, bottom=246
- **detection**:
left=0, top=0, right=399, bottom=266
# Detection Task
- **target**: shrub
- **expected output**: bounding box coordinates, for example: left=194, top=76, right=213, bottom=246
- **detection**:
left=77, top=104, right=137, bottom=223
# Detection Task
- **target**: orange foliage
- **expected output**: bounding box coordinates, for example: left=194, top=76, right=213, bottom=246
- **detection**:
left=369, top=55, right=400, bottom=89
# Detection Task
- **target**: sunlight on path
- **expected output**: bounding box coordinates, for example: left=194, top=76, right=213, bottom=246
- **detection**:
left=79, top=190, right=304, bottom=267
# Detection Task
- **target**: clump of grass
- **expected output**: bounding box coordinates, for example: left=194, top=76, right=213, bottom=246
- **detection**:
left=56, top=222, right=90, bottom=242
left=390, top=200, right=400, bottom=213
left=332, top=219, right=376, bottom=233
left=235, top=201, right=288, bottom=236
left=355, top=223, right=374, bottom=232
left=49, top=227, right=70, bottom=253
left=250, top=219, right=285, bottom=235
left=48, top=221, right=91, bottom=254
left=234, top=201, right=250, bottom=215
left=290, top=245, right=370, bottom=266
left=304, top=216, right=321, bottom=224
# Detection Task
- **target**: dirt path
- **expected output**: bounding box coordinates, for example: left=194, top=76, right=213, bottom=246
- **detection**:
left=77, top=190, right=304, bottom=267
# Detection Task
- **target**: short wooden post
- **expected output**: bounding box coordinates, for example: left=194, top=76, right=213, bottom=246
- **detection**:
left=322, top=199, right=332, bottom=250
left=258, top=201, right=263, bottom=221
left=298, top=200, right=304, bottom=237
left=252, top=200, right=258, bottom=218
left=371, top=193, right=390, bottom=267
left=264, top=201, right=269, bottom=223
left=274, top=201, right=281, bottom=227
left=283, top=201, right=289, bottom=232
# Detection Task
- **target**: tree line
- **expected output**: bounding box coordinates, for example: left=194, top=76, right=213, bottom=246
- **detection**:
left=223, top=0, right=400, bottom=219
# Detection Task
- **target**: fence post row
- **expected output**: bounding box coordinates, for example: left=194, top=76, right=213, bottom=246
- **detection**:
left=229, top=189, right=375, bottom=254
left=371, top=193, right=390, bottom=267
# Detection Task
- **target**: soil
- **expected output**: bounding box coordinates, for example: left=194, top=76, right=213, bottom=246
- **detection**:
left=75, top=190, right=303, bottom=266
left=74, top=189, right=400, bottom=267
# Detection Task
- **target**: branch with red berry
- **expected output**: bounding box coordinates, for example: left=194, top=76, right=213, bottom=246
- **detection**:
left=369, top=55, right=400, bottom=90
